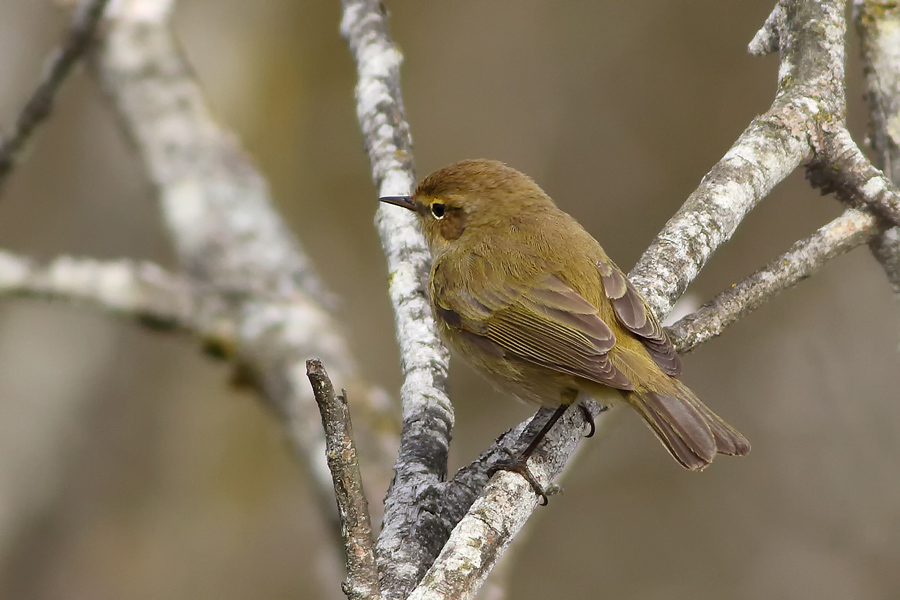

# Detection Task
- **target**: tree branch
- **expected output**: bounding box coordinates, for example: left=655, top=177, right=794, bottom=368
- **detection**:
left=814, top=128, right=900, bottom=227
left=631, top=0, right=847, bottom=319
left=93, top=0, right=398, bottom=537
left=307, top=360, right=380, bottom=600
left=667, top=208, right=882, bottom=353
left=0, top=251, right=196, bottom=331
left=407, top=406, right=596, bottom=600
left=0, top=0, right=110, bottom=193
left=400, top=1, right=894, bottom=598
left=340, top=1, right=455, bottom=597
left=855, top=0, right=900, bottom=294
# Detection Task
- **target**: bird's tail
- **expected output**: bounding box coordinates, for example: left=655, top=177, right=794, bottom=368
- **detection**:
left=625, top=379, right=750, bottom=471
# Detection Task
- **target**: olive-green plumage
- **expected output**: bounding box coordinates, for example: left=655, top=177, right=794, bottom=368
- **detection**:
left=381, top=159, right=749, bottom=470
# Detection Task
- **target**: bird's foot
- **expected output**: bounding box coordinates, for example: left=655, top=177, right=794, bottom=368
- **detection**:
left=487, top=452, right=560, bottom=506
left=578, top=403, right=595, bottom=438
left=577, top=401, right=608, bottom=438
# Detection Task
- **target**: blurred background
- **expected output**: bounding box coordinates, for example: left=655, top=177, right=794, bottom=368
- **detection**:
left=1, top=1, right=898, bottom=599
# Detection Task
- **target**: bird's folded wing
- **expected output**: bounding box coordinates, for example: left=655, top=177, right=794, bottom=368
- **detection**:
left=432, top=268, right=634, bottom=390
left=596, top=260, right=682, bottom=376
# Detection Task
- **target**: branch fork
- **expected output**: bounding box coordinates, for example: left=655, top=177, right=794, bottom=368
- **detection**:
left=340, top=1, right=900, bottom=599
left=2, top=1, right=898, bottom=599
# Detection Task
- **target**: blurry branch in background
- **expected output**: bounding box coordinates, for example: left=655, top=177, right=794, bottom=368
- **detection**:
left=0, top=252, right=199, bottom=334
left=0, top=0, right=399, bottom=585
left=0, top=0, right=110, bottom=194
left=90, top=0, right=399, bottom=545
left=307, top=360, right=380, bottom=600
left=856, top=0, right=900, bottom=295
left=341, top=0, right=900, bottom=599
left=0, top=0, right=117, bottom=566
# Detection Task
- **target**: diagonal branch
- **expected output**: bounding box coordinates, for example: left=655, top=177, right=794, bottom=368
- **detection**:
left=93, top=0, right=398, bottom=538
left=632, top=0, right=847, bottom=319
left=813, top=128, right=900, bottom=227
left=0, top=0, right=111, bottom=193
left=667, top=208, right=882, bottom=353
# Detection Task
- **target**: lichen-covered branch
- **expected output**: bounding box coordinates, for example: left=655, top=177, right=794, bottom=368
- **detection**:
left=307, top=360, right=380, bottom=600
left=856, top=1, right=900, bottom=183
left=667, top=208, right=882, bottom=353
left=0, top=0, right=110, bottom=193
left=855, top=0, right=900, bottom=293
left=340, top=1, right=454, bottom=597
left=93, top=0, right=397, bottom=534
left=632, top=0, right=847, bottom=319
left=627, top=110, right=809, bottom=318
left=407, top=406, right=599, bottom=600
left=337, top=0, right=900, bottom=598
left=403, top=1, right=893, bottom=598
left=815, top=129, right=900, bottom=227
left=0, top=251, right=201, bottom=334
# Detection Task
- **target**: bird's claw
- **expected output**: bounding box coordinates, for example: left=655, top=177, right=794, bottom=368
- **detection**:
left=488, top=456, right=559, bottom=506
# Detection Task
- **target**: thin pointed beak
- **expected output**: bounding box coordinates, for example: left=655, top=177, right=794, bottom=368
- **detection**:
left=379, top=195, right=417, bottom=211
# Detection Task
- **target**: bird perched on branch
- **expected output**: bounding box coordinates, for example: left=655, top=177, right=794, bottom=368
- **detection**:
left=381, top=159, right=749, bottom=501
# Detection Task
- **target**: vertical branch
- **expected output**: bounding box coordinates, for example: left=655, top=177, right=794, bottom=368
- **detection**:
left=856, top=1, right=900, bottom=182
left=307, top=360, right=380, bottom=600
left=667, top=208, right=881, bottom=352
left=341, top=1, right=454, bottom=597
left=855, top=0, right=900, bottom=294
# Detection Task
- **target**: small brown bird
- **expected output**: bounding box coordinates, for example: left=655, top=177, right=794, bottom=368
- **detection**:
left=381, top=159, right=749, bottom=489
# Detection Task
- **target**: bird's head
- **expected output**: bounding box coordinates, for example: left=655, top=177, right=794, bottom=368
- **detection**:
left=380, top=159, right=556, bottom=253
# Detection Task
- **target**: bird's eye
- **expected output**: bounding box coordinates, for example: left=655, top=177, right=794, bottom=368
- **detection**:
left=431, top=203, right=446, bottom=219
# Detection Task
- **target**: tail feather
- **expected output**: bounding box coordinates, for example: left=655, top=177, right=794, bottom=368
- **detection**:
left=626, top=379, right=749, bottom=471
left=685, top=391, right=751, bottom=457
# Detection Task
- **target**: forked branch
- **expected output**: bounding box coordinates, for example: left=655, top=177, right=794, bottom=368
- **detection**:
left=341, top=1, right=900, bottom=599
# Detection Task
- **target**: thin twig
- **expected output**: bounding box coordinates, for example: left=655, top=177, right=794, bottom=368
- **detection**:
left=0, top=0, right=111, bottom=192
left=307, top=360, right=381, bottom=600
left=667, top=208, right=882, bottom=353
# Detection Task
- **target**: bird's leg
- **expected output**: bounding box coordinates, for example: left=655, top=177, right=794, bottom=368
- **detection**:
left=488, top=403, right=569, bottom=505
left=518, top=403, right=569, bottom=461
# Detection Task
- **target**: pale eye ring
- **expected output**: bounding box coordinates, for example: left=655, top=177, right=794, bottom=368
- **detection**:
left=431, top=203, right=446, bottom=219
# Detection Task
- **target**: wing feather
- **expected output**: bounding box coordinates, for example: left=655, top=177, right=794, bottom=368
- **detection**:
left=432, top=267, right=633, bottom=391
left=596, top=260, right=682, bottom=376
